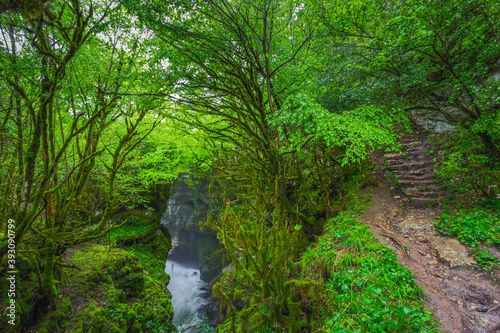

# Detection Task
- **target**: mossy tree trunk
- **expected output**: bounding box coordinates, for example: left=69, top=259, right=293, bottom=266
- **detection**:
left=0, top=1, right=166, bottom=307
left=131, top=0, right=338, bottom=329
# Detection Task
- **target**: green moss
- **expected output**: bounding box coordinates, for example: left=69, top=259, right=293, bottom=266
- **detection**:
left=0, top=253, right=45, bottom=332
left=130, top=319, right=143, bottom=333
left=57, top=242, right=175, bottom=332
left=0, top=210, right=175, bottom=333
left=110, top=214, right=172, bottom=260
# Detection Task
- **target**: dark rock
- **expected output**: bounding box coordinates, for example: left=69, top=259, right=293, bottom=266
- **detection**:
left=162, top=173, right=219, bottom=234
left=472, top=307, right=489, bottom=312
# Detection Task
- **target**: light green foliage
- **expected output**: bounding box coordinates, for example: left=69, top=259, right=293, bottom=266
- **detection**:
left=321, top=0, right=500, bottom=169
left=271, top=93, right=408, bottom=164
left=436, top=208, right=500, bottom=248
left=302, top=212, right=436, bottom=332
left=134, top=120, right=212, bottom=184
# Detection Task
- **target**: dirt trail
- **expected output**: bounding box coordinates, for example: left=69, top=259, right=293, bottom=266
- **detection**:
left=357, top=181, right=500, bottom=332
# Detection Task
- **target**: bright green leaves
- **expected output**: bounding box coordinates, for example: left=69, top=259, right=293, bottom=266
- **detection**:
left=303, top=213, right=436, bottom=332
left=436, top=206, right=500, bottom=271
left=471, top=110, right=500, bottom=143
left=271, top=92, right=407, bottom=165
left=322, top=0, right=500, bottom=131
left=436, top=208, right=500, bottom=248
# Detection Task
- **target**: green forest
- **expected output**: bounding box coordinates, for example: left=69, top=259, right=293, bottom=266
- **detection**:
left=0, top=0, right=499, bottom=332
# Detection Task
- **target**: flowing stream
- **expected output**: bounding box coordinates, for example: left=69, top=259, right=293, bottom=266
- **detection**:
left=162, top=174, right=226, bottom=331
left=164, top=231, right=224, bottom=332
left=165, top=261, right=208, bottom=331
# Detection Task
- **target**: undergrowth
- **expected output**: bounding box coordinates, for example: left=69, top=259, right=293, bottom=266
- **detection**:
left=301, top=211, right=437, bottom=332
left=435, top=202, right=500, bottom=272
left=434, top=130, right=500, bottom=202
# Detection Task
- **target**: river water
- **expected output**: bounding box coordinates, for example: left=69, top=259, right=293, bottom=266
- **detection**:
left=164, top=231, right=224, bottom=332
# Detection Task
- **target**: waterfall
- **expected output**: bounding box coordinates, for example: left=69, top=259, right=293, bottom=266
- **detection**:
left=162, top=174, right=225, bottom=332
left=165, top=259, right=209, bottom=329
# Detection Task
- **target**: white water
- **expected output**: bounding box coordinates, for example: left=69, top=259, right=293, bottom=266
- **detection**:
left=165, top=259, right=209, bottom=331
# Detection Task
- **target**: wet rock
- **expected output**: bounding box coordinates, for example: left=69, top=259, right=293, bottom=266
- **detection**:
left=397, top=217, right=435, bottom=235
left=162, top=173, right=218, bottom=234
left=472, top=307, right=489, bottom=312
left=410, top=108, right=458, bottom=132
left=465, top=286, right=495, bottom=306
left=430, top=238, right=476, bottom=268
left=414, top=232, right=430, bottom=243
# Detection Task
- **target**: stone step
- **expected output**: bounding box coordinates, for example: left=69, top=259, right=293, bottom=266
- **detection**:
left=387, top=148, right=431, bottom=160
left=409, top=161, right=433, bottom=168
left=409, top=168, right=433, bottom=176
left=383, top=153, right=408, bottom=161
left=399, top=136, right=418, bottom=143
left=399, top=179, right=436, bottom=187
left=383, top=153, right=402, bottom=159
left=405, top=147, right=428, bottom=155
left=404, top=189, right=443, bottom=198
left=407, top=184, right=441, bottom=191
left=397, top=174, right=435, bottom=181
left=386, top=158, right=405, bottom=165
left=388, top=162, right=433, bottom=172
left=383, top=154, right=406, bottom=164
left=388, top=164, right=411, bottom=172
left=398, top=141, right=423, bottom=148
left=409, top=197, right=443, bottom=207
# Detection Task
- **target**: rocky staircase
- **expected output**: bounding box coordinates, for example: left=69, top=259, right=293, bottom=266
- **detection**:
left=383, top=130, right=447, bottom=207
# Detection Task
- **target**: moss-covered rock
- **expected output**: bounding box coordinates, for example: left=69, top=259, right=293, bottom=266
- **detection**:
left=57, top=242, right=175, bottom=333
left=111, top=213, right=172, bottom=260
left=0, top=253, right=46, bottom=332
left=0, top=209, right=174, bottom=333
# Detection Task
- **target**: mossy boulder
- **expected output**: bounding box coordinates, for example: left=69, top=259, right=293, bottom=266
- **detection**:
left=0, top=209, right=174, bottom=333
left=111, top=213, right=172, bottom=260
left=29, top=240, right=174, bottom=332
left=55, top=244, right=175, bottom=332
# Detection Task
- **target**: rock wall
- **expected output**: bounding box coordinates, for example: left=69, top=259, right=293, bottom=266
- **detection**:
left=161, top=173, right=217, bottom=234
left=410, top=68, right=500, bottom=133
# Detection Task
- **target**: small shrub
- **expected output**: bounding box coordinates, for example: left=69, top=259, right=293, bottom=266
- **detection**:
left=434, top=130, right=499, bottom=201
left=303, top=212, right=436, bottom=332
left=474, top=250, right=499, bottom=272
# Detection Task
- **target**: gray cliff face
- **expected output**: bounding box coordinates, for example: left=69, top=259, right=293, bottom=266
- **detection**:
left=161, top=173, right=227, bottom=283
left=161, top=173, right=215, bottom=234
left=410, top=68, right=500, bottom=133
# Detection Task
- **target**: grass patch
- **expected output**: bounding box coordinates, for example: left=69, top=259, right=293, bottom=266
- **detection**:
left=301, top=212, right=437, bottom=332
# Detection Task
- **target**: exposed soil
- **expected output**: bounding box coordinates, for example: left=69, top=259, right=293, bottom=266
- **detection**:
left=357, top=180, right=500, bottom=332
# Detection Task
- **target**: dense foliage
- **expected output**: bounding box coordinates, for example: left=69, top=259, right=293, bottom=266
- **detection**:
left=0, top=0, right=499, bottom=331
left=302, top=212, right=435, bottom=332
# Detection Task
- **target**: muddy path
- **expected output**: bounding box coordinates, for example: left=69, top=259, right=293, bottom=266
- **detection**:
left=357, top=180, right=500, bottom=333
